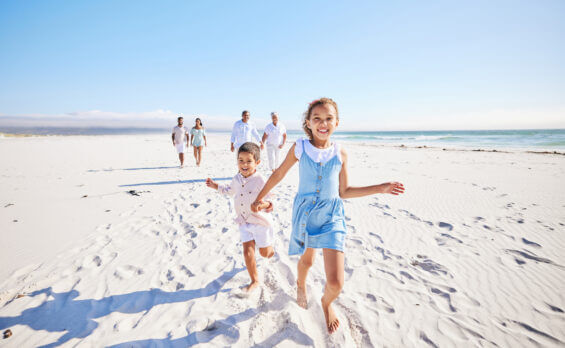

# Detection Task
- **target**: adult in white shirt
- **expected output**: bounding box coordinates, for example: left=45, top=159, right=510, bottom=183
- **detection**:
left=262, top=112, right=287, bottom=172
left=230, top=110, right=264, bottom=152
left=171, top=116, right=189, bottom=167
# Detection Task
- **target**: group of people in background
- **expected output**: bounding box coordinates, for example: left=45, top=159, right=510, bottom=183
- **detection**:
left=172, top=110, right=287, bottom=171
left=171, top=116, right=207, bottom=167
left=230, top=110, right=287, bottom=172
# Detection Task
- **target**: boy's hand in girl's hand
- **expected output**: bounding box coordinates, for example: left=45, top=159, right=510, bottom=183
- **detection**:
left=251, top=200, right=272, bottom=212
left=205, top=178, right=218, bottom=190
left=382, top=182, right=405, bottom=195
left=264, top=201, right=274, bottom=213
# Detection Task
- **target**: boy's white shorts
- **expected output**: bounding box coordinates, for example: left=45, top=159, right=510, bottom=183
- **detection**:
left=175, top=143, right=185, bottom=153
left=239, top=223, right=274, bottom=248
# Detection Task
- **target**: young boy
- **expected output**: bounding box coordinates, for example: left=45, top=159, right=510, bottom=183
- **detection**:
left=206, top=142, right=274, bottom=292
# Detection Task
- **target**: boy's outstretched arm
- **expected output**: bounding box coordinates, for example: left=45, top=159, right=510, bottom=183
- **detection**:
left=338, top=149, right=405, bottom=199
left=251, top=143, right=298, bottom=212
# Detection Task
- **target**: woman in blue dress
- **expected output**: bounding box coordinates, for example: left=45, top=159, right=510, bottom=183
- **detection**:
left=190, top=118, right=207, bottom=166
left=252, top=98, right=405, bottom=334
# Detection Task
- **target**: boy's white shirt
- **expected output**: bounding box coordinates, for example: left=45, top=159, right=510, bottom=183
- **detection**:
left=218, top=171, right=273, bottom=227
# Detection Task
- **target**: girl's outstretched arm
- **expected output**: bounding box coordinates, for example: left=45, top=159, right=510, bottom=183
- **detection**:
left=339, top=148, right=405, bottom=199
left=251, top=143, right=298, bottom=212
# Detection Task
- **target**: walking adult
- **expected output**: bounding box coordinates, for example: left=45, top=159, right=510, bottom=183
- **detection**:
left=190, top=117, right=207, bottom=166
left=230, top=110, right=263, bottom=152
left=172, top=116, right=189, bottom=167
left=262, top=112, right=287, bottom=172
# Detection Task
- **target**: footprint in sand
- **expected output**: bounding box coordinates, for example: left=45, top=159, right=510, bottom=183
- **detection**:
left=93, top=255, right=102, bottom=267
left=166, top=269, right=175, bottom=281
left=438, top=222, right=453, bottom=231
left=179, top=265, right=195, bottom=277
left=114, top=265, right=144, bottom=280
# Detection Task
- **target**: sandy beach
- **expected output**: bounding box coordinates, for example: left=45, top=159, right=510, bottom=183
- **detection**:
left=0, top=132, right=564, bottom=347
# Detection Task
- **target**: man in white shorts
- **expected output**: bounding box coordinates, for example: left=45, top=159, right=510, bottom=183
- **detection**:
left=172, top=116, right=189, bottom=167
left=262, top=112, right=287, bottom=172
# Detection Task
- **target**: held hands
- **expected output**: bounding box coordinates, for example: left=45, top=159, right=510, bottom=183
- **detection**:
left=381, top=182, right=405, bottom=195
left=251, top=200, right=273, bottom=213
left=205, top=178, right=218, bottom=190
left=278, top=144, right=284, bottom=149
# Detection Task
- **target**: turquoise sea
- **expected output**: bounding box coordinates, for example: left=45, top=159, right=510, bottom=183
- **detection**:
left=1, top=127, right=564, bottom=151
left=286, top=129, right=565, bottom=151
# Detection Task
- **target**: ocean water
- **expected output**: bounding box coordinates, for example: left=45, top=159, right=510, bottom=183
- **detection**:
left=286, top=129, right=565, bottom=151
left=1, top=127, right=564, bottom=151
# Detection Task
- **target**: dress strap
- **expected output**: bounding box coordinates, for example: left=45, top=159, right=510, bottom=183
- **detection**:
left=294, top=138, right=305, bottom=160
left=334, top=142, right=342, bottom=163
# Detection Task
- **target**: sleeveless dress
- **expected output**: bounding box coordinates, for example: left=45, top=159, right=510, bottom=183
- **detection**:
left=190, top=128, right=206, bottom=147
left=289, top=138, right=347, bottom=255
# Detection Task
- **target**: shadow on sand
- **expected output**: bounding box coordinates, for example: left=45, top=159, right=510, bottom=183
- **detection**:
left=88, top=166, right=180, bottom=172
left=120, top=177, right=232, bottom=187
left=0, top=267, right=245, bottom=347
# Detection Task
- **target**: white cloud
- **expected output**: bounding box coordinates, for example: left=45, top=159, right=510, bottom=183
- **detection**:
left=1, top=106, right=563, bottom=131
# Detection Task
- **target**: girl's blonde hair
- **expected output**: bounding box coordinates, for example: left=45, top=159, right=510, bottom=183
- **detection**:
left=302, top=97, right=339, bottom=140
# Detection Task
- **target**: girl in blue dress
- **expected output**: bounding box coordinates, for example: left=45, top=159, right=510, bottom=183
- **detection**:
left=252, top=98, right=405, bottom=334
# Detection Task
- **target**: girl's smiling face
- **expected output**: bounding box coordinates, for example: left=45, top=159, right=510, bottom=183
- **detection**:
left=306, top=104, right=339, bottom=141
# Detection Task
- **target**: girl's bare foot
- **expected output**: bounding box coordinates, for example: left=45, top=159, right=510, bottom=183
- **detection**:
left=297, top=282, right=308, bottom=309
left=321, top=296, right=339, bottom=334
left=245, top=280, right=260, bottom=293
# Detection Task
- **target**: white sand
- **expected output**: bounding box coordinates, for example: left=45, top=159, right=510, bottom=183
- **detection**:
left=0, top=133, right=564, bottom=347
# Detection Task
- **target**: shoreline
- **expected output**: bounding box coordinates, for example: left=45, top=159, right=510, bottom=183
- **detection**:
left=3, top=131, right=564, bottom=155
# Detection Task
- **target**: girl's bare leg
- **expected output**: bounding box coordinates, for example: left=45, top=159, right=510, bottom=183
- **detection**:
left=321, top=248, right=344, bottom=334
left=193, top=146, right=198, bottom=165
left=296, top=248, right=316, bottom=308
left=242, top=240, right=260, bottom=292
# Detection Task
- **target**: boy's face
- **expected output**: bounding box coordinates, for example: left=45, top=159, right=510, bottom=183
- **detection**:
left=238, top=152, right=260, bottom=177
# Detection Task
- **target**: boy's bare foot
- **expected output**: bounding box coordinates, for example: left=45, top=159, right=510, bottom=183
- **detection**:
left=244, top=280, right=260, bottom=293
left=297, top=282, right=308, bottom=309
left=321, top=297, right=339, bottom=334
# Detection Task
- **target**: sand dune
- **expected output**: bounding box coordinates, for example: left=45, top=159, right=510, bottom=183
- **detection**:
left=0, top=133, right=564, bottom=347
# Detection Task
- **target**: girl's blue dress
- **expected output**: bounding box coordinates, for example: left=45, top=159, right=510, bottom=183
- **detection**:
left=289, top=138, right=347, bottom=255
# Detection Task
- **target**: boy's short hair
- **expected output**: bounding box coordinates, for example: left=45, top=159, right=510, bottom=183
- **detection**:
left=177, top=116, right=183, bottom=121
left=238, top=142, right=261, bottom=161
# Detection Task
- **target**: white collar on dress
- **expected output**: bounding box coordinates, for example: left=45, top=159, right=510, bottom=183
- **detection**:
left=296, top=138, right=341, bottom=163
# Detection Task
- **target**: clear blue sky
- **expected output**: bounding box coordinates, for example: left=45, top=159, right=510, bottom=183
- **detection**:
left=1, top=0, right=564, bottom=130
